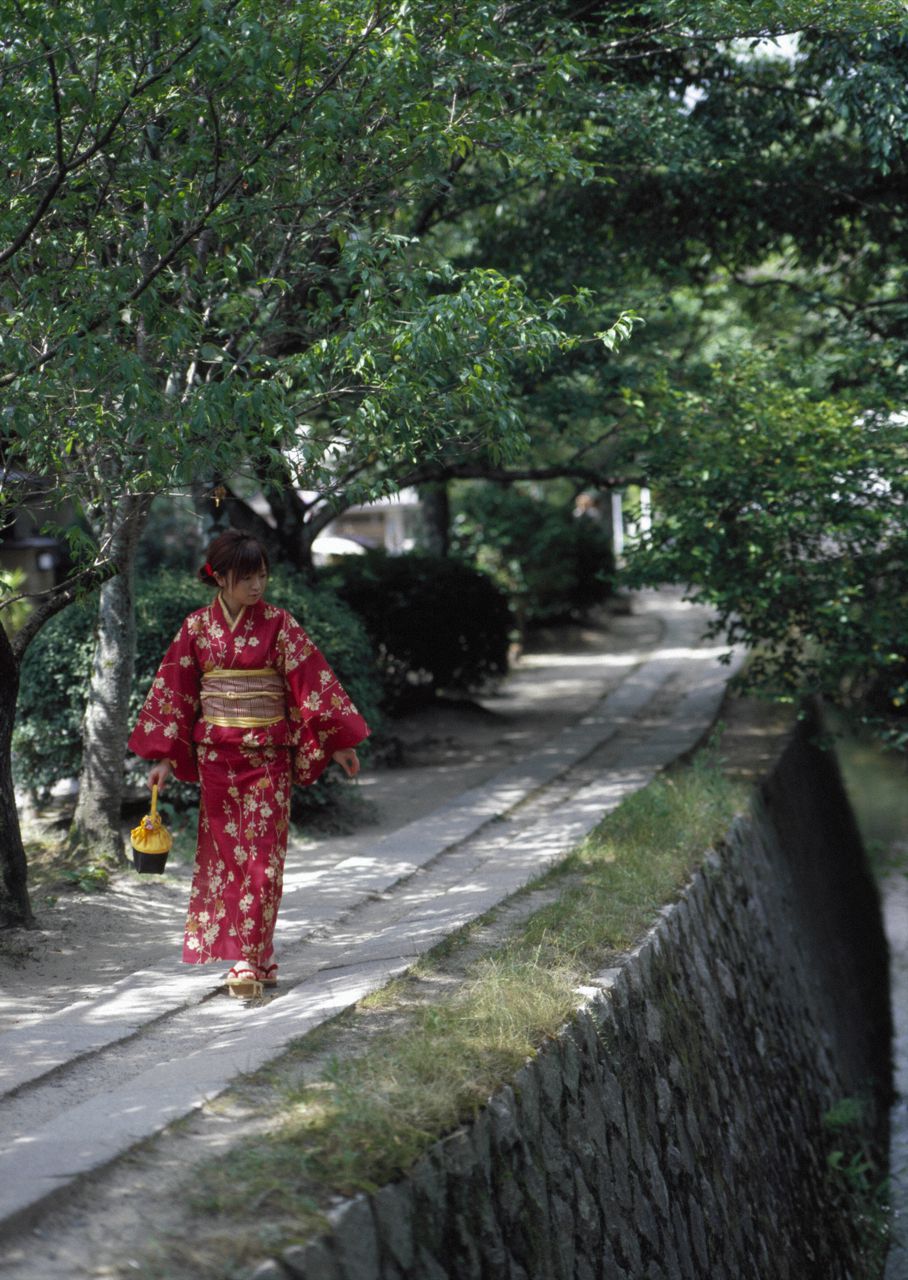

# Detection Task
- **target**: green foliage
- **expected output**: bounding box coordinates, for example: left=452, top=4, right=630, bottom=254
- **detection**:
left=131, top=572, right=210, bottom=722
left=821, top=28, right=908, bottom=175
left=14, top=569, right=381, bottom=801
left=824, top=1097, right=871, bottom=1132
left=452, top=483, right=616, bottom=626
left=13, top=597, right=97, bottom=798
left=8, top=0, right=908, bottom=780
left=326, top=550, right=512, bottom=708
left=0, top=0, right=631, bottom=582
left=455, top=27, right=826, bottom=561
left=649, top=0, right=906, bottom=35
left=622, top=357, right=908, bottom=742
left=449, top=7, right=908, bottom=719
left=0, top=569, right=32, bottom=636
left=821, top=1096, right=890, bottom=1272
left=59, top=863, right=110, bottom=893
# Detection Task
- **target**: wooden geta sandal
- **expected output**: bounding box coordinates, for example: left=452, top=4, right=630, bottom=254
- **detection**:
left=226, top=964, right=263, bottom=999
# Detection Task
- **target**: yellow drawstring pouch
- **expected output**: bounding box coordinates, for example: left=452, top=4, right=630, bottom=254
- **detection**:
left=131, top=784, right=172, bottom=873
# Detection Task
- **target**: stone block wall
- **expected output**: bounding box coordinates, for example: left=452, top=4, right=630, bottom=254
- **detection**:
left=264, top=717, right=891, bottom=1280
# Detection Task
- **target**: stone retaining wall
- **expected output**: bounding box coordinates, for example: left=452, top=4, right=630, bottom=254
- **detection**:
left=261, top=716, right=892, bottom=1280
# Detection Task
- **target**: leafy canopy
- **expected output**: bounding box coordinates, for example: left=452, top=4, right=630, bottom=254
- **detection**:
left=0, top=0, right=639, bottom=580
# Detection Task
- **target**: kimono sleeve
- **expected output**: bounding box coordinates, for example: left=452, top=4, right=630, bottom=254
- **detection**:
left=127, top=618, right=201, bottom=784
left=277, top=611, right=370, bottom=787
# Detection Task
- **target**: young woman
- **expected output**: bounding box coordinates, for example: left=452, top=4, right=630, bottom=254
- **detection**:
left=128, top=529, right=369, bottom=998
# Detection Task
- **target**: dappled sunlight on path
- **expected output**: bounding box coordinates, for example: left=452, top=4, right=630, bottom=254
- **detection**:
left=0, top=588, right=743, bottom=1247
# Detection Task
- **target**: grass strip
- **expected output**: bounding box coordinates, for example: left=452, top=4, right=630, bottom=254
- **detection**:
left=518, top=746, right=748, bottom=968
left=190, top=747, right=748, bottom=1237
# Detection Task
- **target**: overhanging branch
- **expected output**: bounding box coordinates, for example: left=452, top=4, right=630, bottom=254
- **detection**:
left=9, top=560, right=117, bottom=660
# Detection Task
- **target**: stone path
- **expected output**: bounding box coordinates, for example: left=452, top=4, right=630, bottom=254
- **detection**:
left=0, top=591, right=742, bottom=1242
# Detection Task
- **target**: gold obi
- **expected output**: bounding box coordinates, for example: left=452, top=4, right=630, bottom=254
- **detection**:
left=200, top=667, right=286, bottom=728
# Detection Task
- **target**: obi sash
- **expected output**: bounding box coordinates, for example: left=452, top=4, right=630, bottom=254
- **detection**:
left=200, top=667, right=287, bottom=728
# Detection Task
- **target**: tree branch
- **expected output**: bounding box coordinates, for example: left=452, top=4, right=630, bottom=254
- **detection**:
left=10, top=561, right=117, bottom=661
left=0, top=17, right=222, bottom=270
left=46, top=50, right=66, bottom=173
left=0, top=8, right=393, bottom=390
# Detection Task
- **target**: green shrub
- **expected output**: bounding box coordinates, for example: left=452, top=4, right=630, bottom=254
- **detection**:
left=13, top=596, right=97, bottom=799
left=326, top=550, right=512, bottom=708
left=452, top=483, right=615, bottom=626
left=14, top=568, right=382, bottom=809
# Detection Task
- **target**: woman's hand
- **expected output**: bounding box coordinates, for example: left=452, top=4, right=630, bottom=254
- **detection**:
left=148, top=761, right=173, bottom=792
left=332, top=748, right=360, bottom=778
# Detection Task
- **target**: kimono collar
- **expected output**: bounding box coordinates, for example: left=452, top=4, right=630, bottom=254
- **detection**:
left=215, top=593, right=263, bottom=634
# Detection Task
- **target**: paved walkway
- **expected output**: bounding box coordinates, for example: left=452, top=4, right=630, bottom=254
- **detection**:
left=0, top=591, right=742, bottom=1239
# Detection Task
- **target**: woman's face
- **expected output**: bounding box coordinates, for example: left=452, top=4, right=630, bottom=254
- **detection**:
left=219, top=563, right=268, bottom=607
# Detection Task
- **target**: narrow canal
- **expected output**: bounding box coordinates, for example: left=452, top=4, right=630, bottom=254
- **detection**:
left=836, top=731, right=908, bottom=1278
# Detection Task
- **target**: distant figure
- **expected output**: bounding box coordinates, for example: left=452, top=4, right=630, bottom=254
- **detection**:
left=128, top=529, right=369, bottom=998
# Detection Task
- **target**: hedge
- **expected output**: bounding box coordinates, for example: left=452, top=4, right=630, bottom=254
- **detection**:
left=452, top=483, right=616, bottom=625
left=326, top=550, right=512, bottom=709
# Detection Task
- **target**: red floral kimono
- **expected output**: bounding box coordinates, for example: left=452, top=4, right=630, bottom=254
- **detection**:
left=128, top=595, right=369, bottom=969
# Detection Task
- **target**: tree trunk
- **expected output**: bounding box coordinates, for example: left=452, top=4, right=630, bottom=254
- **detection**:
left=71, top=497, right=151, bottom=862
left=419, top=481, right=450, bottom=557
left=0, top=622, right=33, bottom=927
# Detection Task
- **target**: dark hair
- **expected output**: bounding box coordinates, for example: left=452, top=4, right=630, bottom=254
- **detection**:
left=199, top=530, right=270, bottom=586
